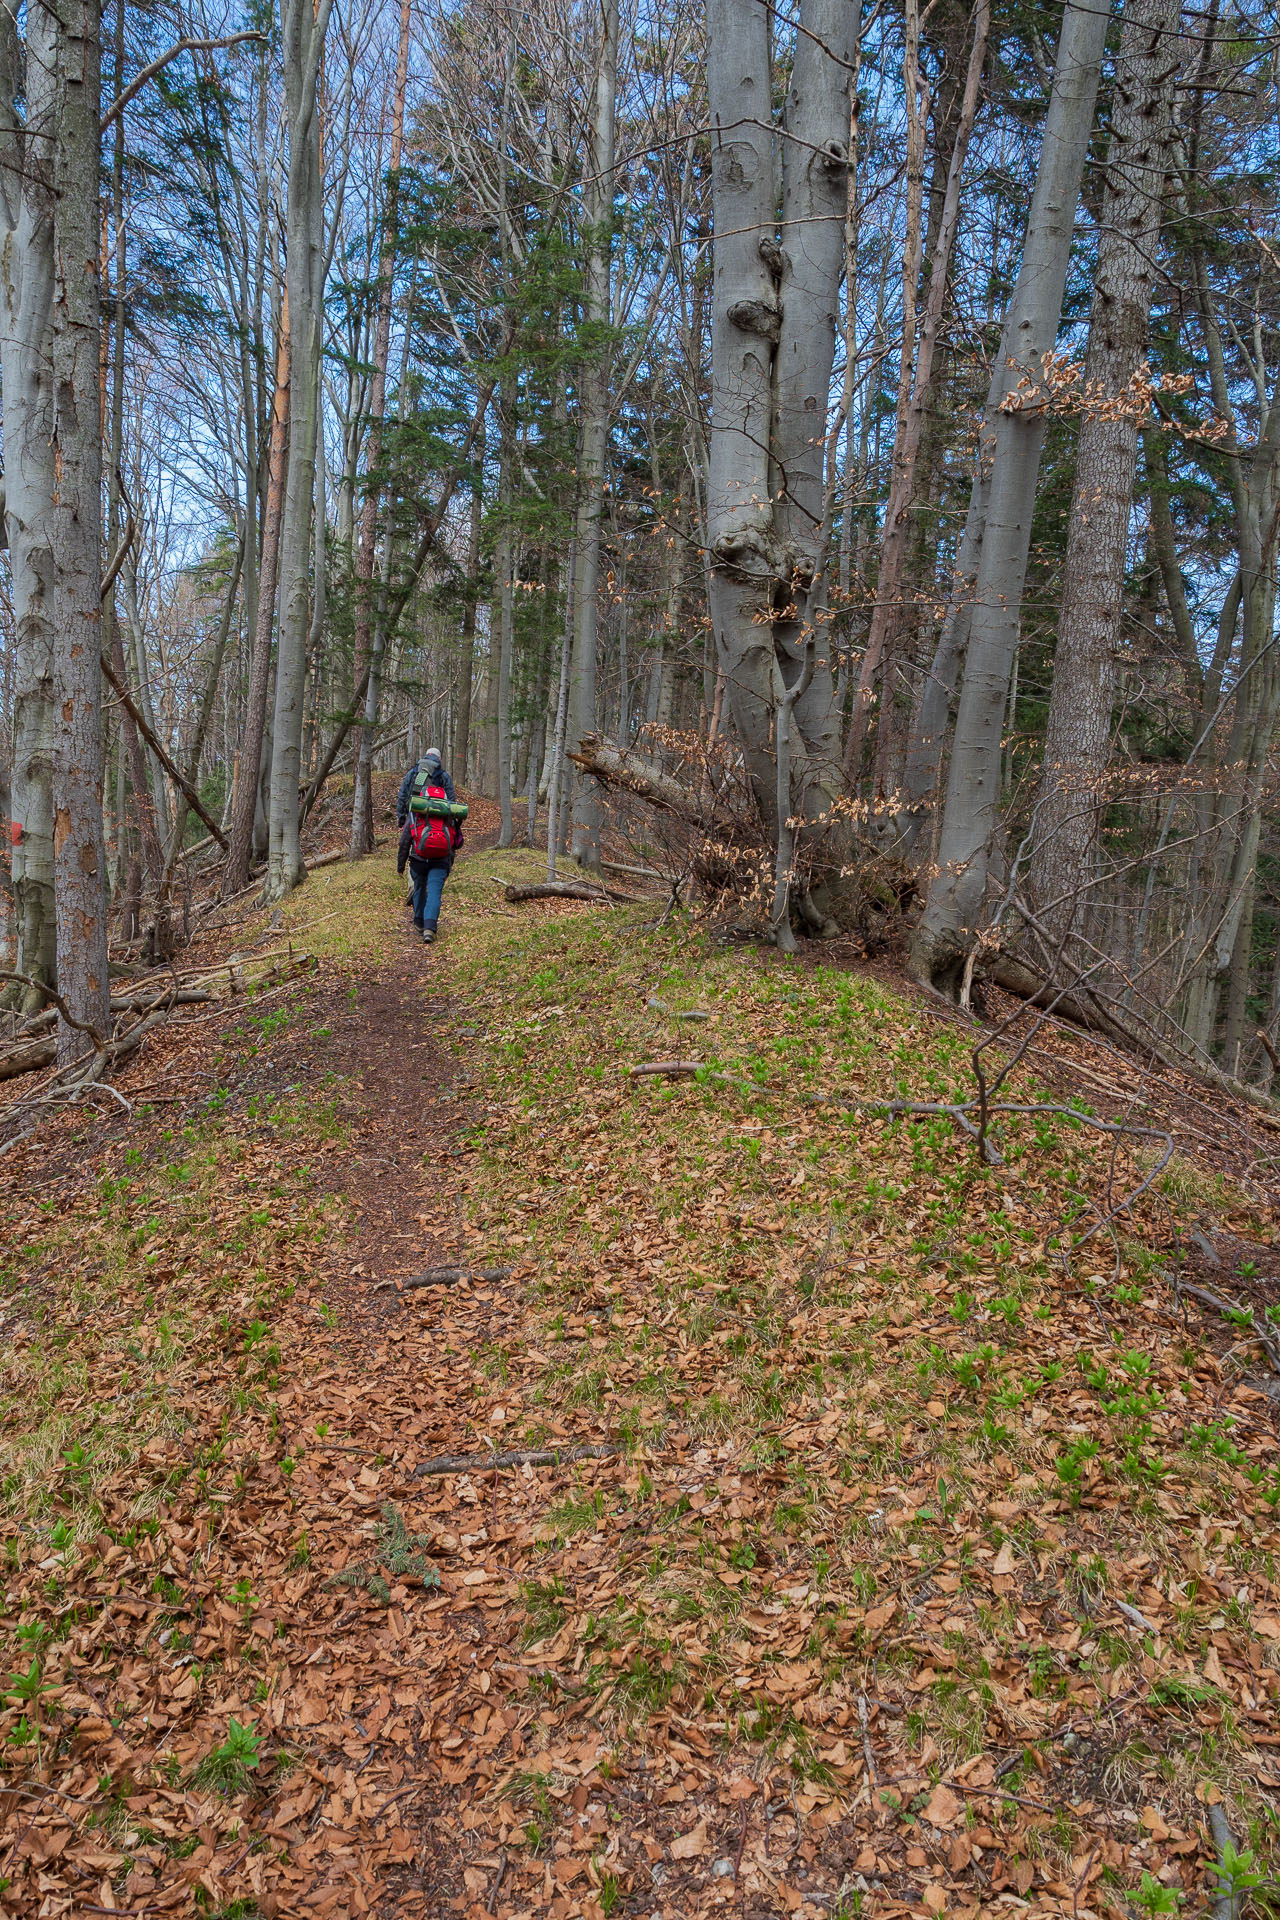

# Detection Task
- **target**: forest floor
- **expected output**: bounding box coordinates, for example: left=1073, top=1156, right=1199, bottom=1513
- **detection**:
left=3, top=780, right=1280, bottom=1920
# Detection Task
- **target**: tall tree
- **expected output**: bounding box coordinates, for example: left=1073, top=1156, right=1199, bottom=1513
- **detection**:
left=49, top=0, right=110, bottom=1056
left=909, top=0, right=1113, bottom=997
left=350, top=0, right=413, bottom=857
left=705, top=0, right=858, bottom=930
left=1029, top=0, right=1182, bottom=948
left=226, top=296, right=290, bottom=895
left=266, top=0, right=333, bottom=899
left=0, top=0, right=59, bottom=1011
left=567, top=0, right=620, bottom=868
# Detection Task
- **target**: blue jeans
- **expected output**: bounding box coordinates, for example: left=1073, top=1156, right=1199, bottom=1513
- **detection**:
left=410, top=861, right=449, bottom=930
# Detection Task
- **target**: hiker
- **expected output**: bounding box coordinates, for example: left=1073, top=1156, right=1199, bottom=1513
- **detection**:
left=397, top=747, right=455, bottom=825
left=397, top=752, right=465, bottom=944
left=397, top=748, right=456, bottom=906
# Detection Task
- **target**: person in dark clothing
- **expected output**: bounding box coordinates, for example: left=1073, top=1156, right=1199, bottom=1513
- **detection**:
left=396, top=750, right=463, bottom=943
left=397, top=747, right=457, bottom=908
left=397, top=747, right=455, bottom=825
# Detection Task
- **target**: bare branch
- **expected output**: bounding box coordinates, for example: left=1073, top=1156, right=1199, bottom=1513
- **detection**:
left=101, top=34, right=267, bottom=133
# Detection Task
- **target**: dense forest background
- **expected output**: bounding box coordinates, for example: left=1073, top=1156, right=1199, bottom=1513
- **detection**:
left=1, top=0, right=1278, bottom=1091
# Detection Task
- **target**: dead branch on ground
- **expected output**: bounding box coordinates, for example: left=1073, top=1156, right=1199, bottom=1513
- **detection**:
left=399, top=1265, right=515, bottom=1291
left=412, top=1443, right=617, bottom=1478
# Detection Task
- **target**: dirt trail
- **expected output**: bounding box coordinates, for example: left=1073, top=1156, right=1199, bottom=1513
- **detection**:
left=250, top=863, right=688, bottom=1918
left=236, top=841, right=839, bottom=1920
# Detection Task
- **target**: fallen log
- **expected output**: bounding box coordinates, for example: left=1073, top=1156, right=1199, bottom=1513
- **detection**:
left=989, top=954, right=1132, bottom=1045
left=16, top=987, right=214, bottom=1038
left=413, top=1442, right=617, bottom=1479
left=992, top=954, right=1280, bottom=1127
left=400, top=1264, right=515, bottom=1290
left=0, top=955, right=313, bottom=1084
left=569, top=733, right=704, bottom=821
left=628, top=1059, right=703, bottom=1078
left=0, top=1038, right=56, bottom=1083
left=503, top=880, right=637, bottom=905
left=0, top=1005, right=166, bottom=1100
left=603, top=859, right=665, bottom=880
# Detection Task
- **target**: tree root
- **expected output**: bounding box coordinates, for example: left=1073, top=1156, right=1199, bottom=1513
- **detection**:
left=14, top=986, right=213, bottom=1040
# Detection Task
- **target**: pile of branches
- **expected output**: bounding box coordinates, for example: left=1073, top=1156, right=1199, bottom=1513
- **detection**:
left=572, top=729, right=917, bottom=949
left=0, top=950, right=315, bottom=1147
left=569, top=726, right=765, bottom=918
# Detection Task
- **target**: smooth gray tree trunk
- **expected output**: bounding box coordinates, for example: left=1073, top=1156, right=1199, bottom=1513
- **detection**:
left=350, top=0, right=411, bottom=857
left=772, top=0, right=858, bottom=815
left=226, top=309, right=290, bottom=894
left=1030, top=0, right=1181, bottom=944
left=48, top=0, right=110, bottom=1056
left=909, top=0, right=1113, bottom=995
left=568, top=0, right=619, bottom=871
left=706, top=0, right=781, bottom=830
left=266, top=0, right=333, bottom=900
left=0, top=0, right=58, bottom=1010
left=706, top=0, right=858, bottom=908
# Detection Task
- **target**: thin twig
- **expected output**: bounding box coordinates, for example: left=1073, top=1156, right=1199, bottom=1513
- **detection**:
left=858, top=1692, right=878, bottom=1793
left=485, top=1848, right=508, bottom=1914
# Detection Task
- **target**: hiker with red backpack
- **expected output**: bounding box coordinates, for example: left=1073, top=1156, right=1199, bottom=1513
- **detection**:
left=396, top=748, right=467, bottom=944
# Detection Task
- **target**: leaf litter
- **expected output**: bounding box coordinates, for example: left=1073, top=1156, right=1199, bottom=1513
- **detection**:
left=1, top=780, right=1278, bottom=1919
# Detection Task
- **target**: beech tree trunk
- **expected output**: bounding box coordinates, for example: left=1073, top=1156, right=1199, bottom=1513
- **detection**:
left=350, top=0, right=412, bottom=858
left=705, top=0, right=858, bottom=876
left=226, top=299, right=290, bottom=894
left=49, top=0, right=110, bottom=1057
left=1174, top=29, right=1280, bottom=1058
left=909, top=0, right=1112, bottom=997
left=266, top=0, right=332, bottom=900
left=454, top=422, right=484, bottom=783
left=771, top=0, right=856, bottom=822
left=104, top=0, right=167, bottom=917
left=845, top=0, right=989, bottom=786
left=0, top=0, right=58, bottom=1011
left=1030, top=0, right=1181, bottom=944
left=495, top=396, right=517, bottom=847
left=568, top=0, right=618, bottom=872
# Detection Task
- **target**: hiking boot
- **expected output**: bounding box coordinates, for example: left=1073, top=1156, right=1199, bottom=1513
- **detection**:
left=422, top=927, right=435, bottom=945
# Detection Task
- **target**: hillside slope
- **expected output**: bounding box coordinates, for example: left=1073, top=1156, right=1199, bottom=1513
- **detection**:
left=2, top=819, right=1279, bottom=1919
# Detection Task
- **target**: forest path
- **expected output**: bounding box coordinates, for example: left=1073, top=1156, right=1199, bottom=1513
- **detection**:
left=2, top=796, right=1279, bottom=1920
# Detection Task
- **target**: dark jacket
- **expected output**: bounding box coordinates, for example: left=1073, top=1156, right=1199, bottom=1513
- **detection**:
left=397, top=814, right=463, bottom=875
left=397, top=759, right=456, bottom=825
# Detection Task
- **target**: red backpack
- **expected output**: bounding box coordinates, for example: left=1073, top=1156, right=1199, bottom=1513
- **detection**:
left=408, top=785, right=459, bottom=860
